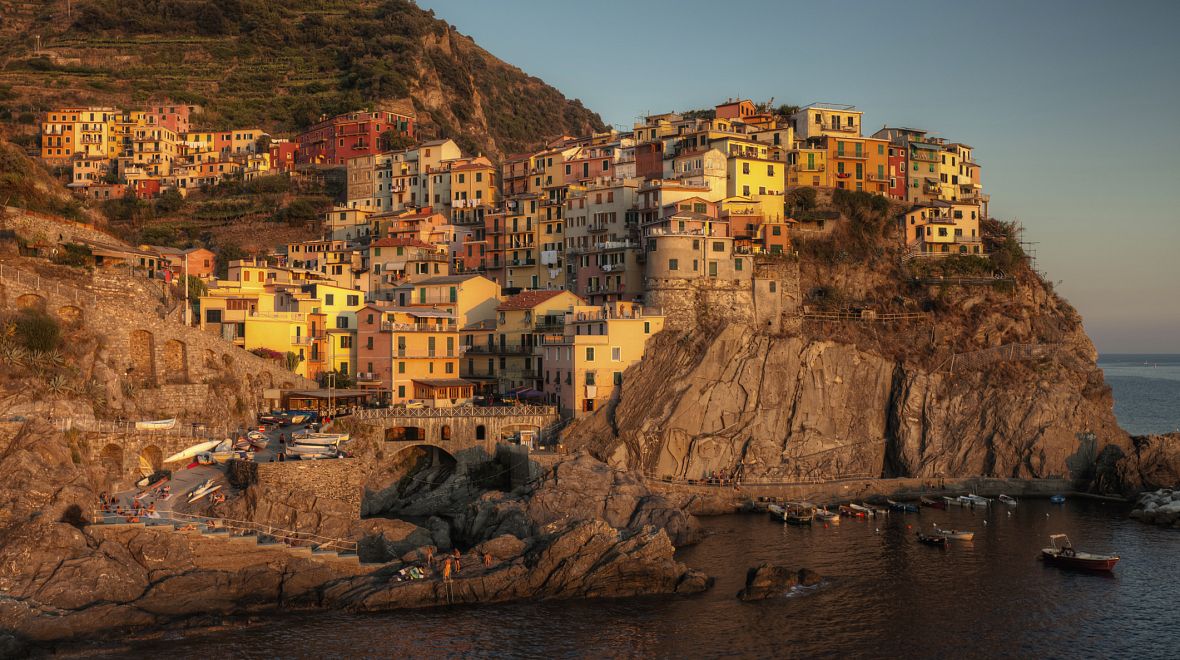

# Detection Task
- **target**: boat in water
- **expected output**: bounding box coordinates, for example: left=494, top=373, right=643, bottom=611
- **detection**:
left=887, top=499, right=919, bottom=513
left=784, top=502, right=816, bottom=526
left=1041, top=534, right=1118, bottom=571
left=917, top=532, right=949, bottom=548
left=948, top=494, right=991, bottom=508
left=932, top=526, right=975, bottom=541
left=864, top=503, right=889, bottom=517
left=838, top=504, right=865, bottom=518
left=998, top=494, right=1018, bottom=507
left=920, top=496, right=947, bottom=510
left=1050, top=494, right=1066, bottom=504
left=848, top=503, right=874, bottom=517
left=767, top=504, right=788, bottom=522
left=814, top=507, right=840, bottom=523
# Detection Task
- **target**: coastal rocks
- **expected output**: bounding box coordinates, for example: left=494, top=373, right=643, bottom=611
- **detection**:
left=1117, top=434, right=1180, bottom=493
left=736, top=563, right=822, bottom=601
left=1130, top=489, right=1180, bottom=528
left=354, top=518, right=435, bottom=563
left=565, top=322, right=1129, bottom=486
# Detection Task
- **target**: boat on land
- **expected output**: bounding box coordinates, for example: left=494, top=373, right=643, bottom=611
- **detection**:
left=784, top=502, right=816, bottom=526
left=839, top=504, right=864, bottom=518
left=188, top=484, right=221, bottom=504
left=136, top=418, right=177, bottom=431
left=186, top=479, right=215, bottom=503
left=1041, top=534, right=1118, bottom=571
left=292, top=432, right=350, bottom=446
left=814, top=508, right=840, bottom=523
left=289, top=414, right=310, bottom=425
left=887, top=499, right=919, bottom=513
left=998, top=494, right=1018, bottom=506
left=1050, top=494, right=1066, bottom=504
left=932, top=526, right=975, bottom=541
left=767, top=504, right=788, bottom=522
left=917, top=532, right=949, bottom=548
left=164, top=440, right=222, bottom=464
left=286, top=441, right=340, bottom=459
left=920, top=497, right=947, bottom=510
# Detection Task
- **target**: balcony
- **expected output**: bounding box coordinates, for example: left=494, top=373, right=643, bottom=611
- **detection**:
left=587, top=223, right=609, bottom=233
left=464, top=343, right=537, bottom=355
left=380, top=321, right=457, bottom=333
left=834, top=151, right=867, bottom=160
left=356, top=372, right=382, bottom=382
left=508, top=258, right=537, bottom=268
left=533, top=319, right=565, bottom=332
left=391, top=348, right=467, bottom=358
left=290, top=336, right=311, bottom=346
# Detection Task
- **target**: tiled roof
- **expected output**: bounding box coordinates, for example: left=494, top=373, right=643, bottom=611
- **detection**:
left=370, top=237, right=439, bottom=250
left=497, top=289, right=574, bottom=311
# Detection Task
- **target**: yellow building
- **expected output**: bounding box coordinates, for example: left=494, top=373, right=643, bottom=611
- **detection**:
left=791, top=103, right=863, bottom=140
left=391, top=273, right=501, bottom=329
left=540, top=301, right=665, bottom=418
left=41, top=107, right=120, bottom=161
left=462, top=290, right=584, bottom=396
left=449, top=157, right=497, bottom=223
left=903, top=201, right=984, bottom=256
left=787, top=147, right=829, bottom=188
left=356, top=305, right=468, bottom=405
left=304, top=282, right=367, bottom=380
left=724, top=140, right=784, bottom=218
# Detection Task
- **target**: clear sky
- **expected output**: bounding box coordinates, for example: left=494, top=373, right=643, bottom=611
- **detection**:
left=421, top=0, right=1180, bottom=353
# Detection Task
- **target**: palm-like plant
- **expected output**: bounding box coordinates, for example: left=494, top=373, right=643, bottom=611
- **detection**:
left=46, top=374, right=72, bottom=395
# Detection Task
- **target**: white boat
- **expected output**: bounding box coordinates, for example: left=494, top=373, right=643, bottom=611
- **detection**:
left=136, top=418, right=177, bottom=431
left=814, top=508, right=840, bottom=523
left=286, top=441, right=339, bottom=458
left=164, top=440, right=222, bottom=464
left=767, top=504, right=788, bottom=521
left=246, top=431, right=268, bottom=442
left=188, top=484, right=221, bottom=504
left=292, top=432, right=350, bottom=446
left=289, top=414, right=309, bottom=425
left=849, top=503, right=874, bottom=517
left=998, top=494, right=1018, bottom=507
left=933, top=526, right=976, bottom=541
left=951, top=494, right=991, bottom=507
left=186, top=479, right=215, bottom=502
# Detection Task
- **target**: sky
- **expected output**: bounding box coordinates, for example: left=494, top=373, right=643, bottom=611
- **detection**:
left=420, top=0, right=1180, bottom=353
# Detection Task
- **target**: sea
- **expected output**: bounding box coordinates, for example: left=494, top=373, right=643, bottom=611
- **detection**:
left=49, top=356, right=1180, bottom=659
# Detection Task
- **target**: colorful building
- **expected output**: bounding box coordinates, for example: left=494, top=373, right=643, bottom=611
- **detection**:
left=355, top=304, right=466, bottom=404
left=296, top=109, right=415, bottom=166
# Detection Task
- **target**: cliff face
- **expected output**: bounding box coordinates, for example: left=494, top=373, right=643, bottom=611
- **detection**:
left=567, top=249, right=1133, bottom=490
left=0, top=0, right=604, bottom=157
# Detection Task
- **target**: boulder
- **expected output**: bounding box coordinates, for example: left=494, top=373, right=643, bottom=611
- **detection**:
left=736, top=563, right=820, bottom=601
left=475, top=534, right=526, bottom=561
left=354, top=518, right=433, bottom=564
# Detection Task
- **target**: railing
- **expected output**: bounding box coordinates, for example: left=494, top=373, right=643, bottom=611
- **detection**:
left=941, top=343, right=1062, bottom=373
left=0, top=263, right=99, bottom=306
left=57, top=418, right=234, bottom=439
left=464, top=344, right=537, bottom=355
left=801, top=310, right=932, bottom=323
left=381, top=321, right=457, bottom=333
left=249, top=310, right=307, bottom=321
left=352, top=404, right=557, bottom=420
left=642, top=471, right=878, bottom=487
left=833, top=151, right=867, bottom=160
left=91, top=509, right=357, bottom=553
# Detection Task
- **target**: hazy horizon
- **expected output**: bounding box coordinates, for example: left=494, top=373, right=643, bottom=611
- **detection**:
left=420, top=0, right=1180, bottom=353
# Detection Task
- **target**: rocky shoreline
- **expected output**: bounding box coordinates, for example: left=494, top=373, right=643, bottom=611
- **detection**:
left=1130, top=489, right=1180, bottom=528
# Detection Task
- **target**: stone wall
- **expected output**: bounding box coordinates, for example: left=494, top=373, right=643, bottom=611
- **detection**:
left=222, top=458, right=366, bottom=540
left=1, top=207, right=120, bottom=248
left=254, top=459, right=366, bottom=517
left=646, top=256, right=801, bottom=332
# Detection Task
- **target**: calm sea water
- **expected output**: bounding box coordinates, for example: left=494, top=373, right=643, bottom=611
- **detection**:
left=48, top=357, right=1180, bottom=659
left=1098, top=353, right=1180, bottom=435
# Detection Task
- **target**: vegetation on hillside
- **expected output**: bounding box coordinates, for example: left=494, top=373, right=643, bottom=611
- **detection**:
left=0, top=0, right=605, bottom=156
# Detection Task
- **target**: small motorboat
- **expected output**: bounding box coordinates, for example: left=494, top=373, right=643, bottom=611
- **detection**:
left=286, top=441, right=339, bottom=459
left=1041, top=534, right=1118, bottom=571
left=289, top=414, right=309, bottom=425
left=767, top=504, right=788, bottom=521
left=864, top=503, right=889, bottom=517
left=164, top=439, right=222, bottom=464
left=838, top=504, right=864, bottom=518
left=887, top=499, right=919, bottom=513
left=784, top=502, right=815, bottom=526
left=955, top=494, right=991, bottom=508
left=917, top=532, right=949, bottom=548
left=291, top=432, right=350, bottom=446
left=849, top=503, right=874, bottom=517
left=920, top=497, right=947, bottom=510
left=998, top=494, right=1018, bottom=507
left=135, top=418, right=177, bottom=431
left=814, top=508, right=840, bottom=523
left=1050, top=495, right=1066, bottom=504
left=933, top=526, right=975, bottom=541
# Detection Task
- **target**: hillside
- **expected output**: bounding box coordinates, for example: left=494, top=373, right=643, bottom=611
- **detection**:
left=0, top=0, right=605, bottom=157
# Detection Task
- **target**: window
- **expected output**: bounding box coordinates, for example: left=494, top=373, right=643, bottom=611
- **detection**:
left=585, top=371, right=596, bottom=385
left=712, top=241, right=725, bottom=252
left=767, top=165, right=775, bottom=176
left=742, top=162, right=750, bottom=174
left=586, top=347, right=595, bottom=361
left=644, top=322, right=651, bottom=334
left=668, top=258, right=678, bottom=271
left=340, top=335, right=352, bottom=349
left=347, top=295, right=359, bottom=306
left=325, top=293, right=335, bottom=305
left=336, top=316, right=349, bottom=329
left=735, top=258, right=744, bottom=271
left=611, top=347, right=621, bottom=361
left=398, top=361, right=405, bottom=374
left=769, top=281, right=777, bottom=293
left=206, top=309, right=222, bottom=323
left=366, top=336, right=373, bottom=349
left=708, top=261, right=718, bottom=277
left=445, top=362, right=454, bottom=374
left=772, top=226, right=782, bottom=236
left=613, top=372, right=623, bottom=386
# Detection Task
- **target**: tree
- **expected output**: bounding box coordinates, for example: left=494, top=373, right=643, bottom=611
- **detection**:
left=155, top=188, right=185, bottom=215
left=285, top=351, right=303, bottom=372
left=378, top=130, right=414, bottom=151
left=317, top=368, right=354, bottom=389
left=786, top=187, right=817, bottom=214
left=184, top=275, right=207, bottom=302
left=214, top=243, right=245, bottom=279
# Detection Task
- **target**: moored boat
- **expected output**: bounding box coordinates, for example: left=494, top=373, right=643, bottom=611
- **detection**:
left=848, top=503, right=873, bottom=517
left=1041, top=534, right=1118, bottom=571
left=917, top=532, right=949, bottom=548
left=814, top=508, right=840, bottom=523
left=864, top=503, right=889, bottom=517
left=784, top=502, right=815, bottom=526
left=1049, top=494, right=1066, bottom=504
left=136, top=418, right=177, bottom=431
left=189, top=484, right=221, bottom=504
left=887, top=499, right=919, bottom=513
left=955, top=494, right=991, bottom=508
left=767, top=504, right=788, bottom=521
left=932, top=526, right=975, bottom=541
left=838, top=504, right=864, bottom=518
left=998, top=494, right=1018, bottom=507
left=920, top=497, right=947, bottom=510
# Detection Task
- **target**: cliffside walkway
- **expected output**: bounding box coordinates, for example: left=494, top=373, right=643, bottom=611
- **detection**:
left=941, top=342, right=1063, bottom=373
left=91, top=509, right=366, bottom=564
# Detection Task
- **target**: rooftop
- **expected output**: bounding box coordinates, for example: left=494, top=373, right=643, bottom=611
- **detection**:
left=497, top=289, right=577, bottom=311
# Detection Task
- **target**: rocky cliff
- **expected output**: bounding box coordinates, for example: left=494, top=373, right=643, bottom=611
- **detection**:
left=566, top=221, right=1135, bottom=491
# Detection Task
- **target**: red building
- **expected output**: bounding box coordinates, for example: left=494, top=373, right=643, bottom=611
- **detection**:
left=269, top=140, right=298, bottom=172
left=132, top=179, right=161, bottom=199
left=888, top=145, right=907, bottom=200
left=295, top=110, right=415, bottom=166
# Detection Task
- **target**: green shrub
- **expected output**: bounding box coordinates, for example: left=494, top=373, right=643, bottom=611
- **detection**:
left=50, top=242, right=93, bottom=268
left=14, top=309, right=61, bottom=352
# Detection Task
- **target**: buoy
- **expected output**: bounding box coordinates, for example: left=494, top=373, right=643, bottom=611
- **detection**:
left=983, top=520, right=988, bottom=525
left=874, top=528, right=880, bottom=533
left=906, top=524, right=911, bottom=529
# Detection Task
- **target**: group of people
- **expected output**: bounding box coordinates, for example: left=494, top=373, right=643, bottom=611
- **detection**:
left=99, top=491, right=159, bottom=523
left=418, top=547, right=496, bottom=583
left=706, top=468, right=742, bottom=488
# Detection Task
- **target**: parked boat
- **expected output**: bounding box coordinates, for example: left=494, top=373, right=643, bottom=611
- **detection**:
left=767, top=504, right=788, bottom=522
left=163, top=439, right=222, bottom=464
left=932, top=526, right=975, bottom=541
left=290, top=414, right=309, bottom=425
left=920, top=497, right=947, bottom=510
left=998, top=494, right=1018, bottom=507
left=952, top=494, right=991, bottom=508
left=136, top=418, right=177, bottom=431
left=1041, top=534, right=1118, bottom=571
left=838, top=504, right=864, bottom=518
left=286, top=441, right=339, bottom=459
left=814, top=508, right=840, bottom=523
left=291, top=432, right=350, bottom=446
left=784, top=502, right=816, bottom=526
left=917, top=532, right=949, bottom=548
left=188, top=484, right=221, bottom=504
left=887, top=499, right=919, bottom=513
left=848, top=503, right=873, bottom=517
left=864, top=503, right=889, bottom=517
left=186, top=479, right=215, bottom=503
left=1050, top=494, right=1066, bottom=504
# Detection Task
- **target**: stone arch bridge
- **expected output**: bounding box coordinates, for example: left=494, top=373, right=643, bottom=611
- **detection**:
left=347, top=405, right=561, bottom=465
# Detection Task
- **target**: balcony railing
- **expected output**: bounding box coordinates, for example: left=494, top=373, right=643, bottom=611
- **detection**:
left=380, top=321, right=457, bottom=333
left=464, top=344, right=537, bottom=355
left=834, top=151, right=867, bottom=160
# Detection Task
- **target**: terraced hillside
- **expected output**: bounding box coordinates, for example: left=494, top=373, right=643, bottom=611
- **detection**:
left=0, top=0, right=604, bottom=157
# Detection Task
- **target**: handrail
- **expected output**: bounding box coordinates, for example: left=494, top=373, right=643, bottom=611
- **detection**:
left=352, top=404, right=557, bottom=420
left=58, top=418, right=234, bottom=439
left=0, top=263, right=99, bottom=306
left=92, top=508, right=357, bottom=553
left=642, top=471, right=878, bottom=487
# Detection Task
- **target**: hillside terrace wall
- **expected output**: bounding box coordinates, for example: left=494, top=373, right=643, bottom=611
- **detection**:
left=646, top=257, right=801, bottom=332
